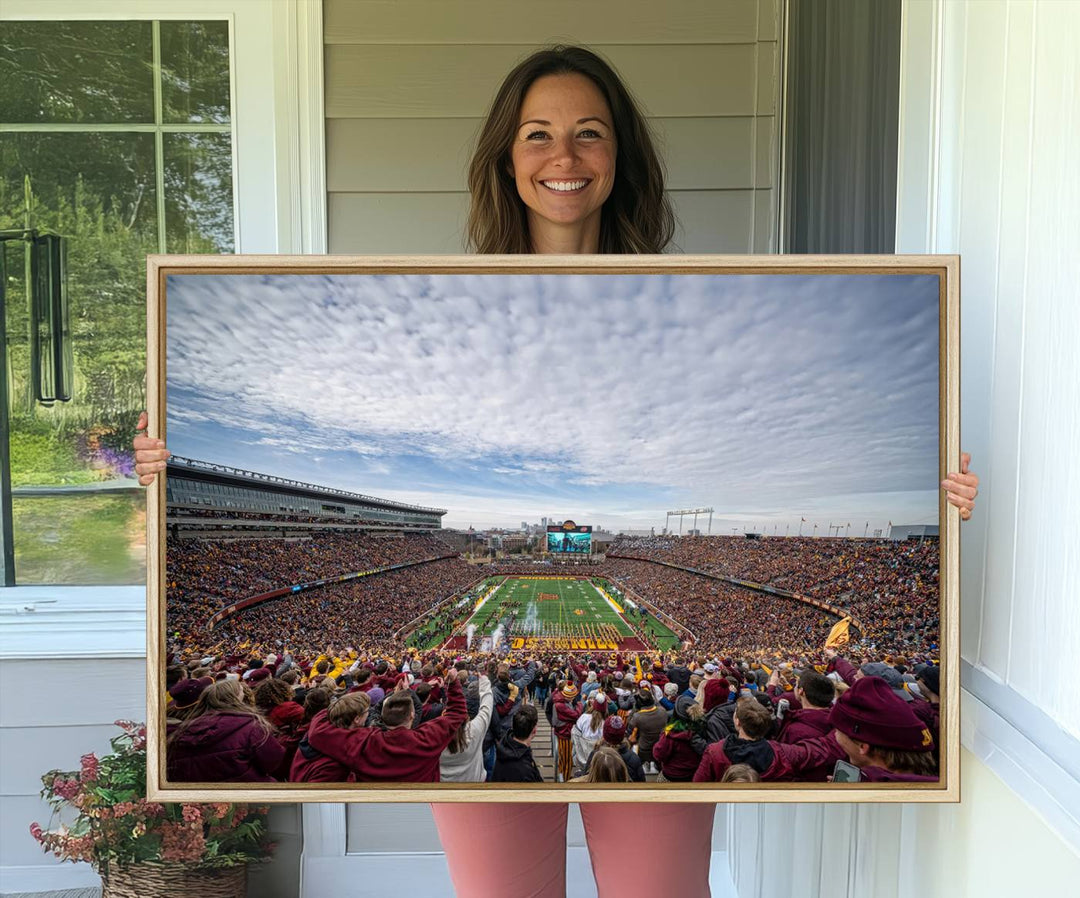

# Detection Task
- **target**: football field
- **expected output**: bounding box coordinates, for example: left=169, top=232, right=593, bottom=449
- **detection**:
left=447, top=576, right=681, bottom=652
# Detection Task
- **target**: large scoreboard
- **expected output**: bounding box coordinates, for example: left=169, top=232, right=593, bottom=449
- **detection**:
left=546, top=520, right=592, bottom=554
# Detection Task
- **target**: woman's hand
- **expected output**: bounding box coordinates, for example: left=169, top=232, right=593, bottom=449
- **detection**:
left=133, top=411, right=170, bottom=486
left=942, top=452, right=979, bottom=521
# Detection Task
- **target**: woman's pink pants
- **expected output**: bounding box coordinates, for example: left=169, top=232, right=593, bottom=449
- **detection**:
left=431, top=802, right=715, bottom=897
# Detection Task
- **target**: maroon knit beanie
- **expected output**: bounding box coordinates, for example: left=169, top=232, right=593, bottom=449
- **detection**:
left=169, top=677, right=212, bottom=709
left=828, top=676, right=934, bottom=752
left=269, top=701, right=305, bottom=728
left=702, top=678, right=729, bottom=712
left=602, top=715, right=627, bottom=745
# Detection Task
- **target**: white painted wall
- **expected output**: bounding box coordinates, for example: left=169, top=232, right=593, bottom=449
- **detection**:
left=729, top=1, right=1080, bottom=893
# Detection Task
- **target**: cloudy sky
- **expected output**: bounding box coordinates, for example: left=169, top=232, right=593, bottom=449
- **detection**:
left=166, top=272, right=940, bottom=534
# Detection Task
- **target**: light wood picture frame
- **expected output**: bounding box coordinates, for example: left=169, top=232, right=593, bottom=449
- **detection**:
left=146, top=254, right=959, bottom=804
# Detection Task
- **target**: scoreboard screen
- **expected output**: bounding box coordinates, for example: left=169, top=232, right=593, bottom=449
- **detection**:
left=546, top=522, right=592, bottom=554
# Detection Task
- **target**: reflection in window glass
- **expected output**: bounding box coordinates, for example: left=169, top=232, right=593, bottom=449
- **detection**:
left=160, top=21, right=232, bottom=124
left=2, top=132, right=155, bottom=585
left=164, top=133, right=235, bottom=253
left=12, top=494, right=146, bottom=585
left=2, top=20, right=234, bottom=585
left=0, top=22, right=154, bottom=124
left=0, top=133, right=158, bottom=236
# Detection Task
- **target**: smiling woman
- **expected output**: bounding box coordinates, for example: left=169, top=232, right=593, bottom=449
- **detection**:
left=509, top=73, right=617, bottom=252
left=466, top=46, right=674, bottom=255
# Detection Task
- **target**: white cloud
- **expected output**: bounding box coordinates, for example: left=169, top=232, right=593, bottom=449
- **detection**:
left=166, top=272, right=940, bottom=523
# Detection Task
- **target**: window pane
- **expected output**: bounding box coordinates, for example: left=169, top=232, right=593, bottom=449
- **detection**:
left=1, top=20, right=235, bottom=586
left=12, top=494, right=145, bottom=585
left=164, top=133, right=235, bottom=252
left=0, top=22, right=154, bottom=124
left=160, top=21, right=232, bottom=124
left=0, top=133, right=158, bottom=234
left=2, top=132, right=156, bottom=585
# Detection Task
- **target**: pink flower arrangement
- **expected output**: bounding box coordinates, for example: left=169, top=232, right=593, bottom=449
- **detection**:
left=30, top=721, right=272, bottom=874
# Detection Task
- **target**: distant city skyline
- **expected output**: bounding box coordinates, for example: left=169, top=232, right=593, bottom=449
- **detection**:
left=167, top=271, right=940, bottom=533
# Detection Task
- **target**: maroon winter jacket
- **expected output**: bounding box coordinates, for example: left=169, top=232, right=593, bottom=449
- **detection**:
left=648, top=667, right=669, bottom=688
left=267, top=701, right=306, bottom=780
left=777, top=707, right=832, bottom=743
left=652, top=728, right=704, bottom=781
left=694, top=733, right=845, bottom=782
left=551, top=693, right=583, bottom=739
left=374, top=671, right=406, bottom=691
left=775, top=707, right=835, bottom=781
left=167, top=712, right=285, bottom=783
left=765, top=685, right=802, bottom=710
left=306, top=677, right=467, bottom=782
left=289, top=735, right=355, bottom=783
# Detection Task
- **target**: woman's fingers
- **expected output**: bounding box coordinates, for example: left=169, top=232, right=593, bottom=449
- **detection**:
left=942, top=452, right=978, bottom=521
left=945, top=490, right=975, bottom=513
left=135, top=407, right=169, bottom=484
left=941, top=475, right=978, bottom=499
left=132, top=409, right=170, bottom=486
left=134, top=446, right=171, bottom=463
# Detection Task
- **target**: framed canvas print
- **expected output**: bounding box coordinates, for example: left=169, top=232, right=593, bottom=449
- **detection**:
left=145, top=254, right=959, bottom=803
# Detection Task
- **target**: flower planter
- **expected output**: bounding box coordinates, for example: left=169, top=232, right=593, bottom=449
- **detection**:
left=32, top=722, right=272, bottom=890
left=101, top=861, right=247, bottom=898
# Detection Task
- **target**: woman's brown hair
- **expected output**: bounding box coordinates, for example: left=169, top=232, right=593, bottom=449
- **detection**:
left=584, top=745, right=630, bottom=783
left=327, top=691, right=371, bottom=729
left=587, top=693, right=608, bottom=731
left=169, top=678, right=273, bottom=744
left=254, top=677, right=293, bottom=711
left=467, top=45, right=675, bottom=254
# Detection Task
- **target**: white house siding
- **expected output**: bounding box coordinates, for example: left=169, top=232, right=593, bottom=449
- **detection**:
left=323, top=0, right=781, bottom=253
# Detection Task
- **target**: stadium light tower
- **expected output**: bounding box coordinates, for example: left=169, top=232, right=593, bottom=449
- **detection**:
left=666, top=507, right=713, bottom=536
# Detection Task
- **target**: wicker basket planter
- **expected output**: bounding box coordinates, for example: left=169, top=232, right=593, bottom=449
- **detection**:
left=101, top=862, right=247, bottom=898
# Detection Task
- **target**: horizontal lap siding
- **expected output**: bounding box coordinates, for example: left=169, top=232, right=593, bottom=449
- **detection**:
left=325, top=44, right=760, bottom=118
left=329, top=189, right=764, bottom=254
left=0, top=658, right=145, bottom=868
left=324, top=0, right=780, bottom=254
left=327, top=117, right=772, bottom=192
left=324, top=0, right=761, bottom=45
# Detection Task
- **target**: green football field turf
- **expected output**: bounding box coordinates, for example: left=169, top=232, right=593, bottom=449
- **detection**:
left=456, top=577, right=682, bottom=650
left=471, top=577, right=634, bottom=636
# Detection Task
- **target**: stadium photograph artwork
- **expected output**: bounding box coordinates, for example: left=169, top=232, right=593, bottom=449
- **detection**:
left=145, top=255, right=959, bottom=804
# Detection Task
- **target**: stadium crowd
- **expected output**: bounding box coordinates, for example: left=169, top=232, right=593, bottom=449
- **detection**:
left=608, top=535, right=940, bottom=657
left=164, top=530, right=943, bottom=787
left=165, top=644, right=941, bottom=787
left=167, top=532, right=458, bottom=648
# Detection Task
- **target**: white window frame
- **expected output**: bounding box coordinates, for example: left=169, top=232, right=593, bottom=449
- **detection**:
left=0, top=0, right=326, bottom=657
